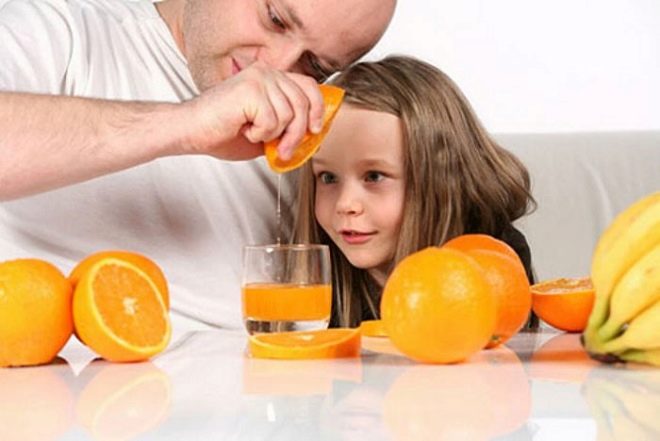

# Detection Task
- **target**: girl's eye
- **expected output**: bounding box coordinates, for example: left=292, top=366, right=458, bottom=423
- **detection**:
left=317, top=172, right=337, bottom=184
left=268, top=5, right=286, bottom=30
left=365, top=171, right=385, bottom=182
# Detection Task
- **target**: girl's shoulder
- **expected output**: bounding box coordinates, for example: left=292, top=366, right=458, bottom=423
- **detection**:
left=497, top=225, right=535, bottom=284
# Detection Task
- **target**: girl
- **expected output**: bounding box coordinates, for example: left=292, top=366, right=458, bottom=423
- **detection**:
left=294, top=55, right=536, bottom=328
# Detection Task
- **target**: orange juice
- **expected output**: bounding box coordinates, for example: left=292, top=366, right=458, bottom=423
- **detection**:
left=242, top=283, right=331, bottom=334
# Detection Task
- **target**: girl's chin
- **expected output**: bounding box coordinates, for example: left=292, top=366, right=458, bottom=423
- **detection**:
left=344, top=255, right=389, bottom=282
left=342, top=251, right=375, bottom=269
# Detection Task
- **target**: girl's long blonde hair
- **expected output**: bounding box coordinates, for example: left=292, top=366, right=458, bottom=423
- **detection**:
left=295, top=55, right=535, bottom=327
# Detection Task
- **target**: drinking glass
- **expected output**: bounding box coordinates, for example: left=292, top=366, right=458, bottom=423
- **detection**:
left=241, top=244, right=332, bottom=334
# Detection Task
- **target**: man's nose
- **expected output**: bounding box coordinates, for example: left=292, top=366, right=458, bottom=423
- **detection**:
left=257, top=38, right=305, bottom=72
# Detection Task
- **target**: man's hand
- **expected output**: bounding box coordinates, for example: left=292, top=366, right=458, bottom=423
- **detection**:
left=0, top=64, right=324, bottom=200
left=178, top=63, right=325, bottom=161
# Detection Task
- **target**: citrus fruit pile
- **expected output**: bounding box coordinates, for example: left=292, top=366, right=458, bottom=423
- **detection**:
left=380, top=235, right=531, bottom=364
left=248, top=234, right=532, bottom=364
left=264, top=84, right=345, bottom=173
left=0, top=250, right=171, bottom=367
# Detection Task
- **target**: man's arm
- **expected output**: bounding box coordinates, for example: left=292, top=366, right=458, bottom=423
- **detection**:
left=0, top=65, right=324, bottom=201
left=0, top=92, right=183, bottom=200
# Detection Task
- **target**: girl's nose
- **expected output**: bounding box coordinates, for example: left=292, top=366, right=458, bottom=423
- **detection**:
left=335, top=185, right=363, bottom=216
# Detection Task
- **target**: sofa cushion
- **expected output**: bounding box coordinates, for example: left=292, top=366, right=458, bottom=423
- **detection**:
left=496, top=131, right=660, bottom=282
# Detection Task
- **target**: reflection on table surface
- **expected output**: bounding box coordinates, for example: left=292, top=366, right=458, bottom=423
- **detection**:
left=1, top=329, right=659, bottom=440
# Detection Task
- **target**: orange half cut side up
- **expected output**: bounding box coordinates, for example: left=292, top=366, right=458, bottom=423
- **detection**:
left=531, top=277, right=595, bottom=332
left=264, top=84, right=345, bottom=173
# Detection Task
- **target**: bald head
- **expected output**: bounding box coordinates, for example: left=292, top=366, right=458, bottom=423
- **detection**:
left=159, top=0, right=397, bottom=90
left=308, top=0, right=397, bottom=69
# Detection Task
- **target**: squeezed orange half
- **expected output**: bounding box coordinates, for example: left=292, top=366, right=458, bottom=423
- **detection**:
left=264, top=84, right=345, bottom=173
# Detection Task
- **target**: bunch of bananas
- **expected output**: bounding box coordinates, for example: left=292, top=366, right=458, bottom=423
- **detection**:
left=583, top=191, right=660, bottom=366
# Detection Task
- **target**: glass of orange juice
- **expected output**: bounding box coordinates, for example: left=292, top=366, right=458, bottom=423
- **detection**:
left=242, top=244, right=332, bottom=335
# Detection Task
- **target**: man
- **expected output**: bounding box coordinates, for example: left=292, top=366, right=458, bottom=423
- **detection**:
left=0, top=0, right=396, bottom=329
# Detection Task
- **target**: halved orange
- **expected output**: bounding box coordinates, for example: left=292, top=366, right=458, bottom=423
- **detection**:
left=73, top=258, right=171, bottom=362
left=359, top=319, right=388, bottom=337
left=248, top=328, right=360, bottom=360
left=70, top=250, right=169, bottom=309
left=531, top=277, right=595, bottom=332
left=264, top=84, right=345, bottom=173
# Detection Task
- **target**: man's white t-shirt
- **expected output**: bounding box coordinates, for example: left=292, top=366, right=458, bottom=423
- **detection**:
left=0, top=0, right=295, bottom=329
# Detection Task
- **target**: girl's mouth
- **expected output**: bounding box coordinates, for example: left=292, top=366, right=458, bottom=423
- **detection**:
left=340, top=230, right=375, bottom=245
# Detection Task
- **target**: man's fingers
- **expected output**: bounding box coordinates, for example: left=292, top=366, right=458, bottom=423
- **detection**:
left=225, top=65, right=326, bottom=161
left=273, top=76, right=312, bottom=160
left=290, top=74, right=325, bottom=134
left=243, top=97, right=278, bottom=144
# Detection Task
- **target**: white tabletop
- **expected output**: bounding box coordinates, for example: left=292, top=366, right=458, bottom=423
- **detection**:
left=2, top=328, right=658, bottom=440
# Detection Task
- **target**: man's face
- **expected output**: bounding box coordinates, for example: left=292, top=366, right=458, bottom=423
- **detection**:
left=181, top=0, right=395, bottom=91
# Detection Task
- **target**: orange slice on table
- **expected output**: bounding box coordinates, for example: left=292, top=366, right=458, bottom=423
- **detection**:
left=264, top=84, right=345, bottom=173
left=359, top=319, right=388, bottom=337
left=248, top=328, right=360, bottom=360
left=73, top=258, right=171, bottom=362
left=531, top=276, right=595, bottom=332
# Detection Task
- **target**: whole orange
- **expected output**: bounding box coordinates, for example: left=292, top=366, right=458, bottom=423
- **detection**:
left=461, top=249, right=531, bottom=348
left=70, top=250, right=169, bottom=309
left=381, top=247, right=496, bottom=364
left=0, top=259, right=73, bottom=367
left=444, top=233, right=520, bottom=263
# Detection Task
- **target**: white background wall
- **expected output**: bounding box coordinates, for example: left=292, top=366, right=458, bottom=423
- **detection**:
left=368, top=0, right=660, bottom=133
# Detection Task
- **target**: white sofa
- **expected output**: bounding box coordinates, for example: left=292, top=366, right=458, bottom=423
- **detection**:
left=496, top=131, right=660, bottom=283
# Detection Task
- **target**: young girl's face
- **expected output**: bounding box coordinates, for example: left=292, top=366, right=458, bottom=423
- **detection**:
left=312, top=104, right=406, bottom=285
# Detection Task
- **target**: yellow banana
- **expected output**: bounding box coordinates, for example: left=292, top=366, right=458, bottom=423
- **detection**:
left=585, top=191, right=660, bottom=349
left=619, top=348, right=660, bottom=367
left=600, top=300, right=660, bottom=353
left=597, top=243, right=660, bottom=342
